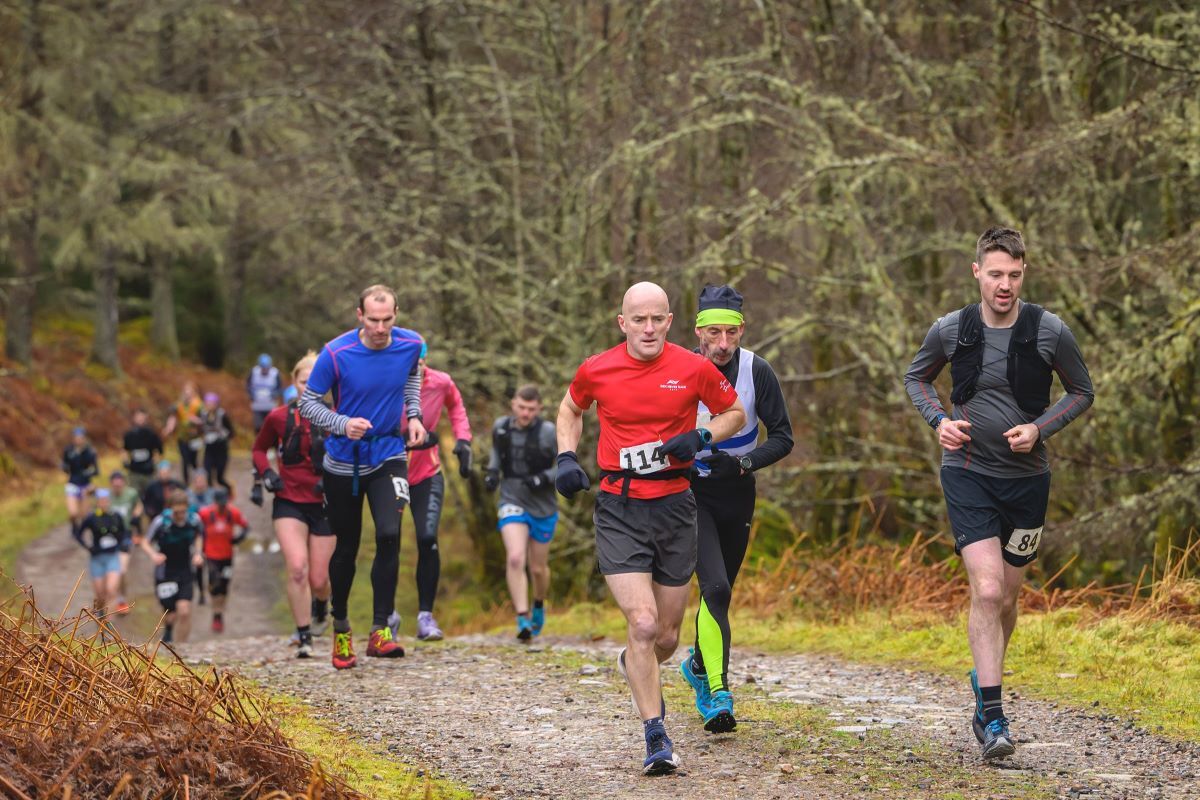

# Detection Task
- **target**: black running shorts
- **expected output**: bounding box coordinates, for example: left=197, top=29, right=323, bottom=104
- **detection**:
left=940, top=466, right=1051, bottom=567
left=154, top=565, right=195, bottom=611
left=593, top=489, right=697, bottom=586
left=206, top=558, right=233, bottom=596
left=272, top=496, right=332, bottom=536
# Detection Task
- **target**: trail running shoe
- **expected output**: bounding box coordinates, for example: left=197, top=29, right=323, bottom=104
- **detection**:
left=211, top=616, right=224, bottom=633
left=387, top=610, right=402, bottom=641
left=980, top=717, right=1016, bottom=760
left=516, top=614, right=533, bottom=641
left=969, top=668, right=986, bottom=744
left=311, top=599, right=329, bottom=636
left=531, top=605, right=545, bottom=636
left=704, top=690, right=737, bottom=733
left=642, top=726, right=681, bottom=776
left=297, top=633, right=314, bottom=659
left=618, top=647, right=666, bottom=719
left=680, top=648, right=712, bottom=717
left=332, top=629, right=357, bottom=670
left=367, top=626, right=406, bottom=658
left=115, top=600, right=130, bottom=616
left=416, top=611, right=444, bottom=641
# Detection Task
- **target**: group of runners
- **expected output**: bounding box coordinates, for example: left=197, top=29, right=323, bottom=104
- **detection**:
left=59, top=226, right=1094, bottom=775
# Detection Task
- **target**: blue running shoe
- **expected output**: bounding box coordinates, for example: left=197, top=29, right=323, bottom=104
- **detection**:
left=516, top=614, right=533, bottom=642
left=704, top=690, right=737, bottom=733
left=969, top=668, right=986, bottom=744
left=980, top=717, right=1016, bottom=760
left=531, top=605, right=545, bottom=636
left=642, top=726, right=681, bottom=776
left=617, top=647, right=665, bottom=719
left=679, top=649, right=712, bottom=717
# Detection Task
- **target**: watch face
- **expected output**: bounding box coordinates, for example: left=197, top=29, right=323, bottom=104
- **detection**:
left=738, top=456, right=753, bottom=470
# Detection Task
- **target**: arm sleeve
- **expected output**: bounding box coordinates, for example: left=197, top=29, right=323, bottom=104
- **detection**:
left=73, top=519, right=89, bottom=549
left=61, top=447, right=70, bottom=474
left=745, top=356, right=794, bottom=471
left=535, top=420, right=558, bottom=482
left=1035, top=323, right=1095, bottom=440
left=904, top=320, right=950, bottom=428
left=300, top=386, right=349, bottom=436
left=697, top=359, right=737, bottom=416
left=84, top=449, right=98, bottom=478
left=152, top=433, right=164, bottom=456
left=487, top=420, right=501, bottom=472
left=251, top=413, right=279, bottom=476
left=404, top=361, right=423, bottom=420
left=146, top=516, right=163, bottom=546
left=446, top=380, right=472, bottom=441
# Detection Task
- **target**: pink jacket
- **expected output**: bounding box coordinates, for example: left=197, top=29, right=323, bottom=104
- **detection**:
left=405, top=368, right=472, bottom=485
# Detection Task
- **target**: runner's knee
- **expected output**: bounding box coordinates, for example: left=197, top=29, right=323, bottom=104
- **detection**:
left=628, top=609, right=659, bottom=645
left=507, top=551, right=527, bottom=573
left=971, top=578, right=1005, bottom=609
left=288, top=561, right=309, bottom=586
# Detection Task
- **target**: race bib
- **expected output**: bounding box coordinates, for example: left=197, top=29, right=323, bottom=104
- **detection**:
left=131, top=448, right=151, bottom=463
left=204, top=432, right=221, bottom=445
left=156, top=581, right=179, bottom=600
left=221, top=565, right=234, bottom=579
left=188, top=438, right=203, bottom=452
left=98, top=535, right=118, bottom=550
left=619, top=440, right=669, bottom=475
left=391, top=476, right=410, bottom=503
left=498, top=503, right=525, bottom=519
left=1005, top=527, right=1043, bottom=558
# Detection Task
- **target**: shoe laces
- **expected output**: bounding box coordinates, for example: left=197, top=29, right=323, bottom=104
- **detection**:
left=986, top=717, right=1010, bottom=736
left=645, top=728, right=671, bottom=755
left=711, top=690, right=733, bottom=711
left=335, top=631, right=353, bottom=656
left=375, top=627, right=394, bottom=643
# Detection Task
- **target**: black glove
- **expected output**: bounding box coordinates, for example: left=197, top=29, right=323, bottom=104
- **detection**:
left=698, top=451, right=742, bottom=480
left=484, top=469, right=500, bottom=492
left=262, top=469, right=284, bottom=493
left=524, top=473, right=549, bottom=491
left=453, top=439, right=473, bottom=478
left=249, top=482, right=264, bottom=507
left=554, top=451, right=590, bottom=499
left=654, top=429, right=707, bottom=463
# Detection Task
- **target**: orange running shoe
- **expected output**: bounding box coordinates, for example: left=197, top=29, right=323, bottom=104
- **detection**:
left=332, top=629, right=357, bottom=670
left=211, top=616, right=224, bottom=633
left=115, top=600, right=131, bottom=616
left=366, top=626, right=405, bottom=658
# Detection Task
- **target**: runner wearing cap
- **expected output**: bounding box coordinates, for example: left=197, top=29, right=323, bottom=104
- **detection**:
left=679, top=285, right=794, bottom=734
left=248, top=354, right=284, bottom=433
left=73, top=487, right=130, bottom=615
left=197, top=487, right=250, bottom=633
left=556, top=281, right=746, bottom=775
left=62, top=426, right=99, bottom=534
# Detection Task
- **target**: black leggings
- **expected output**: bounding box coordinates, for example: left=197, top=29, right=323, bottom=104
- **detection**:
left=178, top=439, right=200, bottom=483
left=204, top=443, right=232, bottom=493
left=323, top=460, right=408, bottom=629
left=691, top=476, right=757, bottom=694
left=409, top=473, right=445, bottom=613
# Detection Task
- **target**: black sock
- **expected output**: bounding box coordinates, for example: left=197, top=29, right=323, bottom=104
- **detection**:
left=213, top=613, right=222, bottom=622
left=312, top=598, right=328, bottom=619
left=533, top=599, right=544, bottom=609
left=980, top=685, right=1004, bottom=724
left=643, top=717, right=665, bottom=736
left=297, top=624, right=311, bottom=636
left=517, top=610, right=530, bottom=618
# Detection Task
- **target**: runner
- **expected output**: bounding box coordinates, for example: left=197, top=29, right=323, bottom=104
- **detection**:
left=187, top=472, right=214, bottom=605
left=298, top=284, right=427, bottom=669
left=122, top=408, right=163, bottom=498
left=680, top=285, right=794, bottom=734
left=163, top=381, right=204, bottom=483
left=248, top=353, right=283, bottom=433
left=62, top=426, right=99, bottom=534
left=396, top=356, right=473, bottom=642
left=108, top=470, right=143, bottom=616
left=142, top=460, right=184, bottom=524
left=199, top=391, right=235, bottom=494
left=485, top=385, right=556, bottom=641
left=556, top=281, right=746, bottom=775
left=904, top=227, right=1094, bottom=760
left=197, top=487, right=249, bottom=633
left=72, top=487, right=130, bottom=616
left=141, top=489, right=205, bottom=644
left=252, top=351, right=335, bottom=659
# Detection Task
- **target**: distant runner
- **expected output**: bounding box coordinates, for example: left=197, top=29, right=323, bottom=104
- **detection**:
left=556, top=282, right=745, bottom=775
left=163, top=381, right=204, bottom=483
left=248, top=353, right=284, bottom=433
left=62, top=426, right=99, bottom=534
left=197, top=487, right=249, bottom=633
left=904, top=227, right=1094, bottom=760
left=73, top=487, right=130, bottom=616
left=122, top=408, right=163, bottom=498
left=200, top=392, right=235, bottom=495
left=142, top=460, right=184, bottom=524
left=142, top=490, right=205, bottom=644
left=108, top=470, right=143, bottom=616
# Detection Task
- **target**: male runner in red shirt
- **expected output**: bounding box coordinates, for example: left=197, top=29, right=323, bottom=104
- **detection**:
left=556, top=281, right=746, bottom=775
left=197, top=488, right=249, bottom=633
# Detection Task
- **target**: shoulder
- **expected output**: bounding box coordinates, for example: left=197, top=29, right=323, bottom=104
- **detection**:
left=187, top=511, right=203, bottom=526
left=425, top=367, right=449, bottom=386
left=323, top=329, right=361, bottom=354
left=492, top=417, right=510, bottom=433
left=1035, top=307, right=1065, bottom=335
left=390, top=327, right=424, bottom=346
left=750, top=352, right=782, bottom=381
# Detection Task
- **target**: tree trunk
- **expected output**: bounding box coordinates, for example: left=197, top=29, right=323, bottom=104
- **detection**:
left=90, top=249, right=121, bottom=372
left=224, top=204, right=252, bottom=368
left=4, top=210, right=39, bottom=366
left=149, top=255, right=180, bottom=361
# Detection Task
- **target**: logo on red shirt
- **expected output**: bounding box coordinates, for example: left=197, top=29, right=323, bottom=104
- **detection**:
left=659, top=379, right=688, bottom=391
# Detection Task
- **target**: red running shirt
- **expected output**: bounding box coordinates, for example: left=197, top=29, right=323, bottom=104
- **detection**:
left=198, top=504, right=248, bottom=560
left=568, top=342, right=738, bottom=499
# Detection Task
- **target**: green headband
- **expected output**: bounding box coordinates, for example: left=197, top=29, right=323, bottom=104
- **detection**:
left=696, top=308, right=744, bottom=327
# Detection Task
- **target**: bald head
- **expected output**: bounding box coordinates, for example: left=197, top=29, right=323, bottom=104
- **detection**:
left=618, top=281, right=673, bottom=361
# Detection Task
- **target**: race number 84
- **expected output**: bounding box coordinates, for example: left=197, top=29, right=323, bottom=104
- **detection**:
left=619, top=441, right=669, bottom=476
left=1004, top=527, right=1043, bottom=557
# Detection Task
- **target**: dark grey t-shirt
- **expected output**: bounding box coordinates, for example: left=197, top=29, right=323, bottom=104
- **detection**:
left=904, top=305, right=1094, bottom=478
left=487, top=417, right=558, bottom=518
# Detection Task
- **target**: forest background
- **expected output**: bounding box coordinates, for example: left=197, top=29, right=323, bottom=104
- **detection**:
left=2, top=0, right=1198, bottom=596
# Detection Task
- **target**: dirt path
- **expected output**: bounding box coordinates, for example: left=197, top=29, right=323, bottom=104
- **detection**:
left=179, top=633, right=1200, bottom=800
left=15, top=455, right=283, bottom=643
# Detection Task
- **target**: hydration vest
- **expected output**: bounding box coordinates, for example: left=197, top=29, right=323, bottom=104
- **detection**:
left=200, top=408, right=229, bottom=446
left=281, top=400, right=326, bottom=475
left=695, top=348, right=759, bottom=478
left=494, top=417, right=552, bottom=479
left=949, top=302, right=1053, bottom=417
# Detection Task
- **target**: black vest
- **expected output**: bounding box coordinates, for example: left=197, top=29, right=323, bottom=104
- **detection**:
left=281, top=400, right=326, bottom=474
left=494, top=417, right=552, bottom=478
left=949, top=302, right=1052, bottom=417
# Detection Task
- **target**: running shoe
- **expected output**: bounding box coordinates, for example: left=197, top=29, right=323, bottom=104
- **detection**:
left=617, top=647, right=666, bottom=719
left=297, top=633, right=314, bottom=659
left=680, top=648, right=712, bottom=717
left=310, top=615, right=329, bottom=638
left=704, top=690, right=737, bottom=733
left=311, top=599, right=329, bottom=636
left=531, top=605, right=545, bottom=636
left=642, top=725, right=681, bottom=776
left=211, top=616, right=224, bottom=633
left=980, top=717, right=1016, bottom=760
left=161, top=625, right=174, bottom=644
left=366, top=626, right=406, bottom=658
left=416, top=611, right=444, bottom=641
left=387, top=610, right=402, bottom=642
left=969, top=668, right=986, bottom=744
left=115, top=600, right=130, bottom=616
left=516, top=614, right=533, bottom=641
left=289, top=631, right=301, bottom=647
left=332, top=629, right=357, bottom=669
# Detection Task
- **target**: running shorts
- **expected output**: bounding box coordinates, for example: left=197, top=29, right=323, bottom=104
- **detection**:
left=593, top=489, right=697, bottom=586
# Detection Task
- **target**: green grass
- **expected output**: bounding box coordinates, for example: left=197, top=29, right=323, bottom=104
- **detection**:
left=546, top=602, right=1200, bottom=741
left=0, top=473, right=66, bottom=578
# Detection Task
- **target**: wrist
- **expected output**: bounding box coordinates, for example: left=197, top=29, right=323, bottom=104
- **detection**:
left=557, top=450, right=579, bottom=464
left=931, top=413, right=946, bottom=431
left=696, top=428, right=713, bottom=446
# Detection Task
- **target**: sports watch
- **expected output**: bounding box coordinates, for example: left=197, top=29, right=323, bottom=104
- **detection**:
left=697, top=427, right=713, bottom=446
left=737, top=455, right=753, bottom=472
